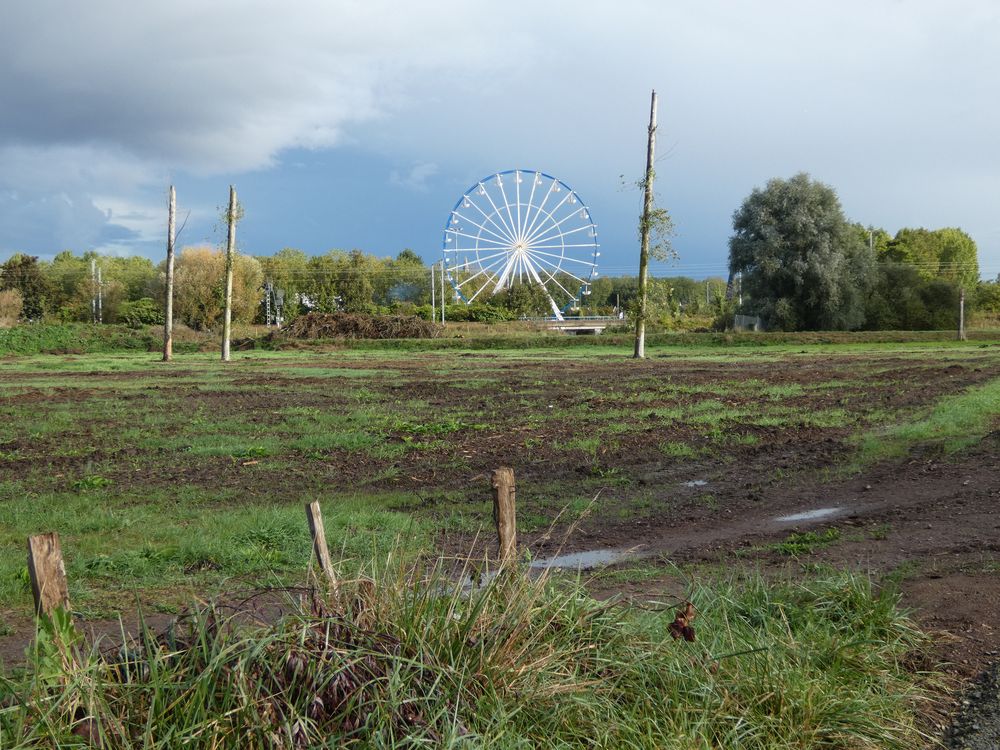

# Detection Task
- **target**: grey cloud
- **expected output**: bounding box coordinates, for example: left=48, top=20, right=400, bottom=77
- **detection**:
left=0, top=1, right=996, bottom=271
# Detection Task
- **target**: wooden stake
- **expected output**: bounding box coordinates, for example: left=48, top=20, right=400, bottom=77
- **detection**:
left=221, top=185, right=236, bottom=362
left=491, top=467, right=517, bottom=564
left=305, top=501, right=337, bottom=589
left=163, top=185, right=176, bottom=361
left=959, top=287, right=967, bottom=341
left=634, top=89, right=657, bottom=359
left=27, top=533, right=70, bottom=617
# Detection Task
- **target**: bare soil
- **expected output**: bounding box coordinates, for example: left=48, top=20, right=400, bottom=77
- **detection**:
left=1, top=348, right=998, bottom=743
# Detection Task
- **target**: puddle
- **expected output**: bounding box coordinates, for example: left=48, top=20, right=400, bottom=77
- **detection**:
left=775, top=507, right=843, bottom=523
left=682, top=479, right=708, bottom=487
left=528, top=549, right=627, bottom=569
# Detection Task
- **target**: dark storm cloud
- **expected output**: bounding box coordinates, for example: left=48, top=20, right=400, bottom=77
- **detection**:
left=0, top=1, right=996, bottom=273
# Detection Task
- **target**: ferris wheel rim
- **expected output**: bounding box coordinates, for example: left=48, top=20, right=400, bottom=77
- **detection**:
left=441, top=169, right=600, bottom=317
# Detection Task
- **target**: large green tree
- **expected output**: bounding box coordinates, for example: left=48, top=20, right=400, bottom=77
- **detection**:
left=885, top=227, right=979, bottom=292
left=728, top=173, right=875, bottom=331
left=0, top=254, right=51, bottom=320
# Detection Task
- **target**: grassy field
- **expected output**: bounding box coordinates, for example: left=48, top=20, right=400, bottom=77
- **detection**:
left=1, top=340, right=998, bottom=616
left=1, top=336, right=998, bottom=747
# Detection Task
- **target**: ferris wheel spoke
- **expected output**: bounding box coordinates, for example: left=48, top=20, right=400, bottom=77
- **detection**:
left=526, top=253, right=591, bottom=287
left=520, top=178, right=559, bottom=242
left=495, top=178, right=520, bottom=247
left=521, top=172, right=541, bottom=241
left=448, top=248, right=510, bottom=269
left=514, top=171, right=524, bottom=239
left=526, top=243, right=600, bottom=251
left=526, top=222, right=595, bottom=246
left=534, top=265, right=578, bottom=303
left=524, top=205, right=588, bottom=246
left=461, top=199, right=518, bottom=244
left=452, top=211, right=517, bottom=246
left=525, top=248, right=598, bottom=265
left=454, top=255, right=509, bottom=290
left=478, top=185, right=519, bottom=243
left=523, top=191, right=575, bottom=245
left=493, top=253, right=519, bottom=293
left=446, top=230, right=511, bottom=248
left=466, top=275, right=500, bottom=303
left=521, top=255, right=562, bottom=318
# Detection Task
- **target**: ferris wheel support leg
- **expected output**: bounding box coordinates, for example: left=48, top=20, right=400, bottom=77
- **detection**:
left=548, top=297, right=564, bottom=321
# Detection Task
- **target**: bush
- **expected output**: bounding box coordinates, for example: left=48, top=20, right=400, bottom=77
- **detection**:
left=0, top=289, right=23, bottom=327
left=274, top=312, right=442, bottom=340
left=119, top=298, right=164, bottom=328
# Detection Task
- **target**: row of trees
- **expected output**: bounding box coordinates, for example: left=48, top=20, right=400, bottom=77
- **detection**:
left=0, top=248, right=430, bottom=329
left=0, top=243, right=739, bottom=330
left=1, top=179, right=996, bottom=331
left=728, top=173, right=991, bottom=331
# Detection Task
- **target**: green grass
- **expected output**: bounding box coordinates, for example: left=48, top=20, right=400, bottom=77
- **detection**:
left=0, top=563, right=933, bottom=749
left=1, top=344, right=997, bottom=622
left=854, top=376, right=1000, bottom=466
left=775, top=528, right=843, bottom=556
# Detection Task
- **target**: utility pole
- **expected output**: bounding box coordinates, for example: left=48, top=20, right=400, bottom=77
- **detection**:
left=430, top=262, right=436, bottom=322
left=96, top=265, right=103, bottom=324
left=163, top=186, right=176, bottom=361
left=959, top=287, right=966, bottom=341
left=634, top=89, right=657, bottom=359
left=221, top=185, right=236, bottom=362
left=440, top=262, right=446, bottom=324
left=90, top=259, right=97, bottom=323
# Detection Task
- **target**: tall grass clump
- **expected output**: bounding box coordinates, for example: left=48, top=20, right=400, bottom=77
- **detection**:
left=0, top=560, right=933, bottom=749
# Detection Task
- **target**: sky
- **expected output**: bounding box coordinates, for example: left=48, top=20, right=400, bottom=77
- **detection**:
left=1, top=0, right=998, bottom=280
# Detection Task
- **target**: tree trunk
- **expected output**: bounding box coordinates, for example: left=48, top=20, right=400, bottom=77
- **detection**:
left=163, top=186, right=176, bottom=361
left=959, top=287, right=966, bottom=341
left=221, top=185, right=236, bottom=362
left=634, top=90, right=657, bottom=359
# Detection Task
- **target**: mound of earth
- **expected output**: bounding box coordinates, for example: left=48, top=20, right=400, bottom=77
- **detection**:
left=276, top=312, right=442, bottom=340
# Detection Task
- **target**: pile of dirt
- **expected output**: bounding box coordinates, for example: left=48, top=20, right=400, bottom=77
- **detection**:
left=276, top=313, right=442, bottom=340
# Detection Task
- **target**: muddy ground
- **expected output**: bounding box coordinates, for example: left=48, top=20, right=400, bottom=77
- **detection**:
left=1, top=347, right=998, bottom=744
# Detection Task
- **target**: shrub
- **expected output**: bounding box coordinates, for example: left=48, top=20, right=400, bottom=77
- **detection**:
left=0, top=289, right=23, bottom=327
left=119, top=298, right=164, bottom=328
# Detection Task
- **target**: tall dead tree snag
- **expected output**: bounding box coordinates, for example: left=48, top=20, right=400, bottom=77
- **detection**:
left=163, top=186, right=176, bottom=361
left=634, top=90, right=658, bottom=359
left=27, top=533, right=70, bottom=617
left=221, top=185, right=237, bottom=362
left=491, top=467, right=517, bottom=564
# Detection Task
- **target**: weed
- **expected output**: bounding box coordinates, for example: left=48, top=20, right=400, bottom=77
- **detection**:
left=868, top=523, right=891, bottom=541
left=775, top=528, right=842, bottom=556
left=71, top=475, right=112, bottom=492
left=659, top=441, right=696, bottom=458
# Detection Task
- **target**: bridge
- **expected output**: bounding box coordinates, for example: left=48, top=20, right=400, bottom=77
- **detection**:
left=538, top=315, right=620, bottom=335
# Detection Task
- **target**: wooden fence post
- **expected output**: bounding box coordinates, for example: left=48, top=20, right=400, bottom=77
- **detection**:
left=27, top=533, right=70, bottom=617
left=305, top=501, right=338, bottom=590
left=492, top=467, right=517, bottom=564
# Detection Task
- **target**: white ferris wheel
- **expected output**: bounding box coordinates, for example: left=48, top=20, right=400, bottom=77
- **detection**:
left=442, top=170, right=600, bottom=320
